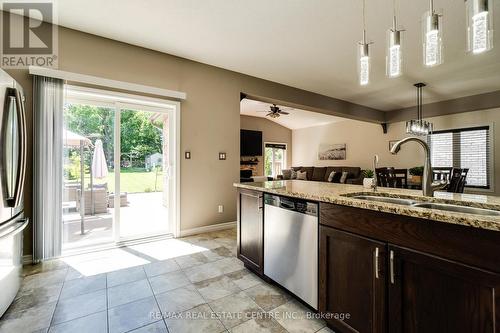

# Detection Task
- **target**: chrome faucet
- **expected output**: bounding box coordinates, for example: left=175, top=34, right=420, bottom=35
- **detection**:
left=390, top=137, right=447, bottom=197
left=372, top=154, right=379, bottom=192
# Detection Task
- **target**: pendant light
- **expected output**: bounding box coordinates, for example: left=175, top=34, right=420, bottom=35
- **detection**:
left=358, top=0, right=371, bottom=86
left=386, top=0, right=404, bottom=77
left=406, top=83, right=433, bottom=136
left=422, top=0, right=443, bottom=67
left=466, top=0, right=493, bottom=54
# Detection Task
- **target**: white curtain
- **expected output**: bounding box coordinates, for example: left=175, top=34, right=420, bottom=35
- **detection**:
left=33, top=76, right=64, bottom=261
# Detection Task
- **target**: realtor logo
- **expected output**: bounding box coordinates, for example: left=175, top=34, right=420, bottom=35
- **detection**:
left=1, top=1, right=58, bottom=68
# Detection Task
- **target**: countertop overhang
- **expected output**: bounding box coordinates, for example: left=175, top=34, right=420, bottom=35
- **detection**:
left=234, top=180, right=500, bottom=232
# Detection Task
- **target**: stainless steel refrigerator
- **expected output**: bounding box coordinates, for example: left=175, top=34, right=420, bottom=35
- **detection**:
left=0, top=69, right=29, bottom=317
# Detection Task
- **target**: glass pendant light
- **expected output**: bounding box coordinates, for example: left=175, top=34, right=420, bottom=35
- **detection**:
left=422, top=0, right=443, bottom=67
left=386, top=0, right=404, bottom=77
left=466, top=0, right=493, bottom=54
left=406, top=83, right=434, bottom=136
left=358, top=0, right=371, bottom=86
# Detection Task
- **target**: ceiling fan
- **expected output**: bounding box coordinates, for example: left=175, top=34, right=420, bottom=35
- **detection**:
left=257, top=104, right=291, bottom=118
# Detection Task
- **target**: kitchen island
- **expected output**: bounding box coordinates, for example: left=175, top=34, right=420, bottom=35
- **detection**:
left=234, top=180, right=500, bottom=333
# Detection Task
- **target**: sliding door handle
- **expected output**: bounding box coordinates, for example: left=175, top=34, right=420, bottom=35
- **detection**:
left=373, top=247, right=380, bottom=279
left=390, top=250, right=395, bottom=284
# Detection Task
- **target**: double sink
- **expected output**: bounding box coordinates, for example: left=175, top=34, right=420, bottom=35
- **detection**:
left=348, top=194, right=500, bottom=217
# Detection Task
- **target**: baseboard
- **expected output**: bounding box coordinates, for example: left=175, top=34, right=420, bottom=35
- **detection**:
left=180, top=221, right=236, bottom=237
left=23, top=254, right=33, bottom=265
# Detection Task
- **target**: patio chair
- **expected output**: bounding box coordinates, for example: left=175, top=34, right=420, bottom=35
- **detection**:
left=76, top=188, right=109, bottom=214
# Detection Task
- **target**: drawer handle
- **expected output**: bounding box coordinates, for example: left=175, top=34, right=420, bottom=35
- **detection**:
left=373, top=247, right=380, bottom=279
left=390, top=250, right=395, bottom=284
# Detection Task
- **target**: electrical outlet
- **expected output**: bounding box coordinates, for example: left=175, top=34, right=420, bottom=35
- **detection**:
left=218, top=205, right=224, bottom=213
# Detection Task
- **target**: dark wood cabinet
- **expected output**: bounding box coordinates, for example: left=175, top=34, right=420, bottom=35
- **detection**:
left=237, top=189, right=264, bottom=275
left=319, top=203, right=500, bottom=333
left=388, top=245, right=500, bottom=333
left=319, top=226, right=386, bottom=333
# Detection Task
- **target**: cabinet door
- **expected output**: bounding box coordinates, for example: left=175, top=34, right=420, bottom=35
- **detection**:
left=389, top=245, right=500, bottom=333
left=319, top=226, right=386, bottom=333
left=237, top=189, right=263, bottom=275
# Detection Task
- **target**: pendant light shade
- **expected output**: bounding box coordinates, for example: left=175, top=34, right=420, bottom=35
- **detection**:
left=422, top=0, right=443, bottom=67
left=386, top=0, right=404, bottom=78
left=466, top=0, right=493, bottom=54
left=406, top=83, right=433, bottom=136
left=358, top=0, right=371, bottom=86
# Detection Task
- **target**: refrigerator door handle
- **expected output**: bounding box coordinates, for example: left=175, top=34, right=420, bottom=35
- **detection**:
left=13, top=88, right=27, bottom=208
left=0, top=218, right=29, bottom=240
left=1, top=88, right=26, bottom=208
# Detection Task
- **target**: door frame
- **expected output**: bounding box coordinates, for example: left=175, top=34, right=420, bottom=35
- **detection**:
left=64, top=85, right=181, bottom=245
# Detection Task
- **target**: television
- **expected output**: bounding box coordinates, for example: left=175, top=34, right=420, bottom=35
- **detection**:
left=240, top=130, right=263, bottom=156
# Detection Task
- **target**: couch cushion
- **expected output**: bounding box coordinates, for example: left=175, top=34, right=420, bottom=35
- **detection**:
left=282, top=169, right=292, bottom=180
left=292, top=166, right=302, bottom=171
left=342, top=167, right=361, bottom=179
left=311, top=167, right=326, bottom=181
left=300, top=167, right=314, bottom=180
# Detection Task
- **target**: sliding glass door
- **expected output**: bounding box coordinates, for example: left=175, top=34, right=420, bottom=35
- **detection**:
left=62, top=88, right=178, bottom=252
left=62, top=102, right=116, bottom=250
left=116, top=105, right=172, bottom=241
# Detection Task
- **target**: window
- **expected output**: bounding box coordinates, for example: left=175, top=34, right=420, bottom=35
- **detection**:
left=428, top=126, right=491, bottom=189
left=264, top=143, right=287, bottom=178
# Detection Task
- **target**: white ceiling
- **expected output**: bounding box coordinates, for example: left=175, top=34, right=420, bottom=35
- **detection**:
left=240, top=99, right=343, bottom=130
left=53, top=0, right=500, bottom=110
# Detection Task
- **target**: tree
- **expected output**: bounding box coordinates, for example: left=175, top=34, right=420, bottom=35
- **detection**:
left=64, top=105, right=163, bottom=169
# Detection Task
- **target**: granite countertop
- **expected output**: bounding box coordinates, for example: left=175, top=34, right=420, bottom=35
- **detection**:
left=234, top=180, right=500, bottom=232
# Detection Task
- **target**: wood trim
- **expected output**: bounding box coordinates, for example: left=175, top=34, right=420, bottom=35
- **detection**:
left=29, top=66, right=187, bottom=100
left=179, top=221, right=236, bottom=237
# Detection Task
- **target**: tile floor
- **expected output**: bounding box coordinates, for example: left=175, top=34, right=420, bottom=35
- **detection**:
left=0, top=228, right=333, bottom=333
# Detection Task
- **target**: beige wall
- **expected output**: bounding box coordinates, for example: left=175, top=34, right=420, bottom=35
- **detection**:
left=293, top=108, right=499, bottom=195
left=5, top=27, right=376, bottom=255
left=240, top=115, right=292, bottom=176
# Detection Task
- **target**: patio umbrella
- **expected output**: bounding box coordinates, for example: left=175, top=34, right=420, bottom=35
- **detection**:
left=91, top=139, right=108, bottom=179
left=90, top=139, right=108, bottom=216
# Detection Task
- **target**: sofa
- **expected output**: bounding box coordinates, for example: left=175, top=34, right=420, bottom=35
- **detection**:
left=280, top=166, right=364, bottom=185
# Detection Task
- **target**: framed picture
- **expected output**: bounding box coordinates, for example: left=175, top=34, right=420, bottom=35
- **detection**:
left=389, top=140, right=400, bottom=151
left=318, top=143, right=346, bottom=160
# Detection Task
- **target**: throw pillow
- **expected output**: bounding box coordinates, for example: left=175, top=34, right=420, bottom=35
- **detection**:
left=332, top=172, right=342, bottom=183
left=296, top=170, right=307, bottom=180
left=291, top=170, right=298, bottom=179
left=327, top=171, right=336, bottom=182
left=282, top=169, right=292, bottom=180
left=340, top=171, right=349, bottom=184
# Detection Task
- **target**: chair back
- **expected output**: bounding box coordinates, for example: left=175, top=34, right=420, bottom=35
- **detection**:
left=376, top=167, right=407, bottom=188
left=447, top=168, right=469, bottom=193
left=432, top=167, right=453, bottom=183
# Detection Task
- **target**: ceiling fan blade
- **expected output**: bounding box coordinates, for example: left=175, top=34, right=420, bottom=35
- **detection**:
left=257, top=110, right=270, bottom=112
left=279, top=111, right=289, bottom=115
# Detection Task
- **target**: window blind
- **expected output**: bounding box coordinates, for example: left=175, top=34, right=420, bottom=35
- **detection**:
left=428, top=126, right=491, bottom=189
left=265, top=143, right=287, bottom=150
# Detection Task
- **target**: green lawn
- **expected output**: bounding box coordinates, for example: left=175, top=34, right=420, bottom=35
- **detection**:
left=91, top=168, right=163, bottom=193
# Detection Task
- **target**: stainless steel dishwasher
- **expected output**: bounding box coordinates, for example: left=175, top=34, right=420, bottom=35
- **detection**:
left=264, top=194, right=318, bottom=310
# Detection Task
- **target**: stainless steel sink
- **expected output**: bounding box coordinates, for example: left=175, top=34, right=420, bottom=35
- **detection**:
left=412, top=202, right=500, bottom=216
left=350, top=194, right=500, bottom=216
left=351, top=195, right=417, bottom=206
